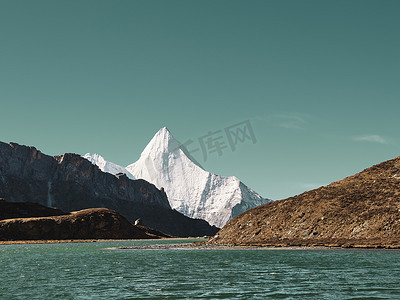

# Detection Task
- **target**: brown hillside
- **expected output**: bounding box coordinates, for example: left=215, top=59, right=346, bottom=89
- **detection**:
left=0, top=207, right=170, bottom=241
left=208, top=156, right=400, bottom=248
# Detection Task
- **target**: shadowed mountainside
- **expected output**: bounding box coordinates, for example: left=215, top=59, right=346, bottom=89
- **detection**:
left=0, top=198, right=65, bottom=220
left=207, top=156, right=400, bottom=248
left=0, top=142, right=218, bottom=237
left=0, top=204, right=170, bottom=241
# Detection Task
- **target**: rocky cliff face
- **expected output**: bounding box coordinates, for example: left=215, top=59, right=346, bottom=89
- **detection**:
left=208, top=156, right=400, bottom=248
left=0, top=206, right=169, bottom=241
left=0, top=142, right=218, bottom=237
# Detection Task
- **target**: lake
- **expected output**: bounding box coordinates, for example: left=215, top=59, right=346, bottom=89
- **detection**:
left=1, top=239, right=399, bottom=299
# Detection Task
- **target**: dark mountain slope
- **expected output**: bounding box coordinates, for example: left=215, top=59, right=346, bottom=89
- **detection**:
left=0, top=142, right=218, bottom=237
left=0, top=206, right=170, bottom=241
left=0, top=198, right=65, bottom=220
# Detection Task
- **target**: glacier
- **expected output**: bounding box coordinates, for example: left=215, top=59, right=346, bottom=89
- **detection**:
left=84, top=127, right=271, bottom=228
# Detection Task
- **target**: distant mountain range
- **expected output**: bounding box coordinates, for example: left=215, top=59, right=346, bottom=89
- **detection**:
left=0, top=141, right=218, bottom=237
left=207, top=155, right=400, bottom=248
left=85, top=127, right=271, bottom=228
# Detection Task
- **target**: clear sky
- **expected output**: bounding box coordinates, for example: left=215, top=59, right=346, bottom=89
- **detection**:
left=1, top=0, right=399, bottom=200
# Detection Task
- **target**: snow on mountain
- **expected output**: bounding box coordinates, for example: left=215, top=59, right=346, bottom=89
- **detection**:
left=125, top=127, right=271, bottom=228
left=83, top=153, right=136, bottom=180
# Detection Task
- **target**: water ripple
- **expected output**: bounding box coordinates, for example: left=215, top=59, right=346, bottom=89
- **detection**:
left=0, top=241, right=399, bottom=299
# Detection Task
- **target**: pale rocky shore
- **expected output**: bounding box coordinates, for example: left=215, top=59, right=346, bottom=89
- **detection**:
left=109, top=243, right=326, bottom=251
left=2, top=238, right=399, bottom=250
left=107, top=241, right=400, bottom=251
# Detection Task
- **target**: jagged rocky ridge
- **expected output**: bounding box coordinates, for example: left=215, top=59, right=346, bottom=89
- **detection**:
left=207, top=155, right=400, bottom=248
left=85, top=127, right=271, bottom=228
left=0, top=142, right=218, bottom=237
left=0, top=199, right=169, bottom=240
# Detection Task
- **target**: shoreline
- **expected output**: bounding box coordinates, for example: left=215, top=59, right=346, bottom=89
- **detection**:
left=0, top=237, right=203, bottom=246
left=1, top=238, right=399, bottom=250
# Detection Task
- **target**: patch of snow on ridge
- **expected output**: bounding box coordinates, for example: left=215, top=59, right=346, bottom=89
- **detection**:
left=83, top=153, right=136, bottom=180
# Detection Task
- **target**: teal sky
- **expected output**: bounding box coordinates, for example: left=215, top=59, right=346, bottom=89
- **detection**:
left=1, top=0, right=399, bottom=200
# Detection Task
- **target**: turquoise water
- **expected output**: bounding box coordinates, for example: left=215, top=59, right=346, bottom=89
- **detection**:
left=0, top=240, right=399, bottom=299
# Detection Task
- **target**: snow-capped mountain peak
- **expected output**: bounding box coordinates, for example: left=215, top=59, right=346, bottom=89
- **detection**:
left=140, top=127, right=180, bottom=157
left=83, top=128, right=271, bottom=228
left=126, top=128, right=271, bottom=227
left=137, top=127, right=203, bottom=169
